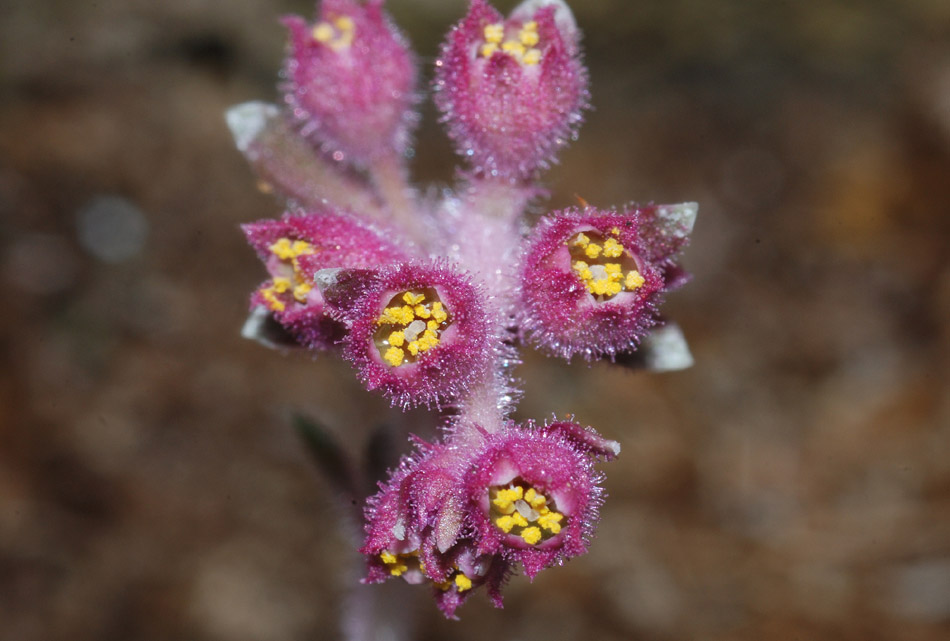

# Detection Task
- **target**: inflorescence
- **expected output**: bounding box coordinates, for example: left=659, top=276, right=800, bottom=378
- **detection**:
left=228, top=0, right=696, bottom=619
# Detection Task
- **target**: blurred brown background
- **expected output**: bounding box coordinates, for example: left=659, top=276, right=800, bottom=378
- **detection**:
left=2, top=0, right=949, bottom=639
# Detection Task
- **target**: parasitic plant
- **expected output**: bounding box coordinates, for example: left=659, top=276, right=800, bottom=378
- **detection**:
left=227, top=0, right=696, bottom=624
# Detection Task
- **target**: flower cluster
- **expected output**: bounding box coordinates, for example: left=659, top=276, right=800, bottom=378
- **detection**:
left=228, top=0, right=696, bottom=619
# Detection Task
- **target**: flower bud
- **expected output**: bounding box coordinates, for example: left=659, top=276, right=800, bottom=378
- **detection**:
left=334, top=262, right=493, bottom=408
left=282, top=0, right=417, bottom=165
left=434, top=0, right=589, bottom=180
left=519, top=204, right=696, bottom=360
left=243, top=210, right=407, bottom=349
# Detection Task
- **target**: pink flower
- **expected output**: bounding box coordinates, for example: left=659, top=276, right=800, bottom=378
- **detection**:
left=360, top=418, right=618, bottom=618
left=434, top=0, right=588, bottom=180
left=327, top=262, right=494, bottom=408
left=243, top=209, right=408, bottom=348
left=282, top=0, right=417, bottom=165
left=519, top=203, right=696, bottom=360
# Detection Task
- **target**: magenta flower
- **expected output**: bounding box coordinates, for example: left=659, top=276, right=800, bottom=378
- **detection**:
left=327, top=262, right=494, bottom=408
left=282, top=0, right=416, bottom=165
left=519, top=203, right=696, bottom=360
left=360, top=418, right=618, bottom=618
left=231, top=0, right=697, bottom=623
left=434, top=0, right=589, bottom=180
left=243, top=209, right=408, bottom=348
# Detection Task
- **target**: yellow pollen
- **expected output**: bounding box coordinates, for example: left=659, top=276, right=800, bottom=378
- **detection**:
left=379, top=551, right=409, bottom=577
left=380, top=551, right=397, bottom=564
left=501, top=40, right=526, bottom=58
left=406, top=341, right=420, bottom=356
left=334, top=16, right=355, bottom=33
left=625, top=270, right=645, bottom=290
left=403, top=292, right=425, bottom=305
left=495, top=515, right=516, bottom=532
left=511, top=512, right=529, bottom=528
left=611, top=227, right=621, bottom=235
left=261, top=287, right=286, bottom=313
left=519, top=28, right=539, bottom=48
left=604, top=263, right=622, bottom=275
left=312, top=22, right=335, bottom=43
left=523, top=48, right=542, bottom=65
left=584, top=243, right=603, bottom=259
left=293, top=282, right=312, bottom=302
left=481, top=42, right=499, bottom=58
left=573, top=233, right=590, bottom=247
left=603, top=237, right=624, bottom=258
left=414, top=304, right=431, bottom=319
left=455, top=574, right=473, bottom=591
left=521, top=526, right=542, bottom=545
left=522, top=21, right=538, bottom=32
left=384, top=347, right=404, bottom=367
left=388, top=330, right=405, bottom=347
left=272, top=277, right=292, bottom=293
left=538, top=511, right=563, bottom=534
left=484, top=23, right=504, bottom=44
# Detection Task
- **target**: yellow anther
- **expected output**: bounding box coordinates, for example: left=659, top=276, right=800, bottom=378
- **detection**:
left=407, top=341, right=420, bottom=356
left=611, top=227, right=621, bottom=235
left=495, top=515, right=516, bottom=532
left=291, top=240, right=312, bottom=256
left=455, top=574, right=473, bottom=591
left=388, top=330, right=405, bottom=348
left=427, top=320, right=440, bottom=331
left=604, top=263, right=622, bottom=275
left=380, top=551, right=397, bottom=564
left=312, top=22, right=335, bottom=43
left=591, top=280, right=609, bottom=296
left=625, top=270, right=645, bottom=290
left=403, top=292, right=425, bottom=305
left=573, top=260, right=589, bottom=271
left=261, top=288, right=286, bottom=313
left=521, top=526, right=542, bottom=545
left=414, top=304, right=431, bottom=319
left=334, top=16, right=355, bottom=33
left=481, top=42, right=499, bottom=58
left=519, top=28, right=539, bottom=47
left=603, top=237, right=624, bottom=258
left=293, top=282, right=313, bottom=302
left=524, top=488, right=547, bottom=510
left=501, top=40, right=526, bottom=57
left=511, top=512, right=529, bottom=528
left=606, top=281, right=623, bottom=296
left=270, top=238, right=294, bottom=259
left=522, top=21, right=538, bottom=32
left=384, top=347, right=405, bottom=367
left=272, top=277, right=292, bottom=293
left=573, top=233, right=590, bottom=247
left=431, top=302, right=448, bottom=323
left=523, top=48, right=542, bottom=65
left=538, top=512, right=563, bottom=534
left=584, top=243, right=603, bottom=259
left=484, top=23, right=504, bottom=44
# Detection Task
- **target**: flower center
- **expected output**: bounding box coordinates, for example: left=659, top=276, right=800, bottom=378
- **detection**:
left=258, top=237, right=316, bottom=312
left=311, top=15, right=356, bottom=51
left=489, top=481, right=565, bottom=545
left=567, top=229, right=645, bottom=301
left=374, top=289, right=451, bottom=367
left=480, top=21, right=542, bottom=66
